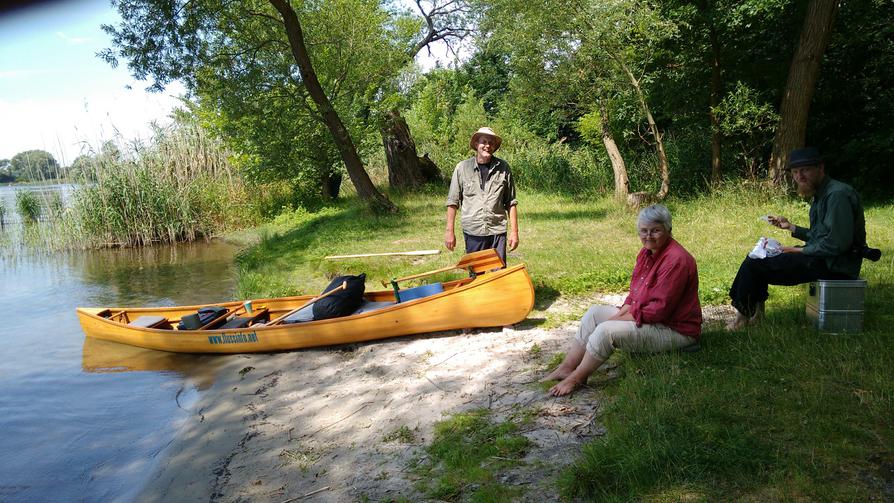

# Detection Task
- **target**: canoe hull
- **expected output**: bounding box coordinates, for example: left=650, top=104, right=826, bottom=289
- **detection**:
left=77, top=264, right=535, bottom=354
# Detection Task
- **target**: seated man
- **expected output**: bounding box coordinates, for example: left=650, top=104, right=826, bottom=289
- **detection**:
left=726, top=147, right=867, bottom=330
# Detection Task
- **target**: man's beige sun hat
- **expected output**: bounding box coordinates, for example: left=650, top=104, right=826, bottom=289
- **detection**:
left=470, top=127, right=502, bottom=152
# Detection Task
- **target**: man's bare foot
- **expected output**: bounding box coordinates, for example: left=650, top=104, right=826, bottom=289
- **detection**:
left=548, top=376, right=583, bottom=396
left=750, top=302, right=765, bottom=324
left=725, top=313, right=749, bottom=332
left=539, top=366, right=573, bottom=382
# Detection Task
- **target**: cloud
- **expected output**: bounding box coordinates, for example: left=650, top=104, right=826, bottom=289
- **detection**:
left=55, top=31, right=92, bottom=45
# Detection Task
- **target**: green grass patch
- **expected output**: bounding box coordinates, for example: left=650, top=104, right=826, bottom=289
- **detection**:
left=383, top=425, right=418, bottom=444
left=559, top=305, right=894, bottom=500
left=413, top=409, right=530, bottom=501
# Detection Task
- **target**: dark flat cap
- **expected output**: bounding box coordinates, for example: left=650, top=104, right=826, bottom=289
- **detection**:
left=788, top=147, right=823, bottom=168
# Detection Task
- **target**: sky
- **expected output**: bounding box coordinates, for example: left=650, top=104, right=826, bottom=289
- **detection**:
left=0, top=0, right=186, bottom=165
left=0, top=0, right=459, bottom=166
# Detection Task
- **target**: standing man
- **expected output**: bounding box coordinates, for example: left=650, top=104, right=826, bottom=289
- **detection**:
left=726, top=147, right=867, bottom=330
left=445, top=127, right=519, bottom=266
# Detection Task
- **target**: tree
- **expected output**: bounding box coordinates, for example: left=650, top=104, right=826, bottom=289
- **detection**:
left=102, top=0, right=399, bottom=211
left=10, top=150, right=60, bottom=181
left=481, top=0, right=677, bottom=202
left=379, top=0, right=474, bottom=190
left=767, top=0, right=839, bottom=185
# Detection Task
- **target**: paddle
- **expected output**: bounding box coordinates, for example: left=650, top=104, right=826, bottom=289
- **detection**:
left=325, top=250, right=440, bottom=259
left=381, top=249, right=505, bottom=287
left=264, top=281, right=348, bottom=326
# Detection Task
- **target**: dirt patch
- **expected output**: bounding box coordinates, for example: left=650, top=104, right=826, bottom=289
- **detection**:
left=136, top=295, right=726, bottom=502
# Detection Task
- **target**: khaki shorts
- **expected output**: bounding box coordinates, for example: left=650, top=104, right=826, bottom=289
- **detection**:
left=574, top=305, right=697, bottom=360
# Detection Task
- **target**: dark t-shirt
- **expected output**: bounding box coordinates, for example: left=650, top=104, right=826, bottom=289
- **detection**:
left=477, top=162, right=490, bottom=190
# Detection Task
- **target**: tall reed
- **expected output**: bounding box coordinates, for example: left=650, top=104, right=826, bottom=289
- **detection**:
left=15, top=190, right=41, bottom=223
left=67, top=120, right=253, bottom=247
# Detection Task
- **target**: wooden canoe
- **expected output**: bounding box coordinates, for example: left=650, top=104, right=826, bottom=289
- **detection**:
left=76, top=250, right=535, bottom=354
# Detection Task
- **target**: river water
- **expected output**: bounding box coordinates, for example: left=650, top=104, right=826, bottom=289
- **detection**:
left=0, top=184, right=242, bottom=502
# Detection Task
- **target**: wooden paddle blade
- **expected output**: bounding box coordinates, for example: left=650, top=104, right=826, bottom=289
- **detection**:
left=455, top=248, right=505, bottom=274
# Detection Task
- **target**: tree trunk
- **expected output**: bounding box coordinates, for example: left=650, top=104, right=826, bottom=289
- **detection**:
left=600, top=100, right=629, bottom=201
left=709, top=22, right=723, bottom=184
left=269, top=0, right=396, bottom=212
left=767, top=0, right=838, bottom=185
left=618, top=60, right=670, bottom=200
left=381, top=109, right=442, bottom=189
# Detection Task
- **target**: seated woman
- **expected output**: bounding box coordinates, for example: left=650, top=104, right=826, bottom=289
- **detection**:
left=542, top=204, right=703, bottom=396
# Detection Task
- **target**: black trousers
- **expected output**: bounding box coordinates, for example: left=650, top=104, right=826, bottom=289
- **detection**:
left=729, top=253, right=850, bottom=317
left=463, top=232, right=507, bottom=267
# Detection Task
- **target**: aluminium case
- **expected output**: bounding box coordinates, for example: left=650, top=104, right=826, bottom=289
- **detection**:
left=805, top=279, right=866, bottom=333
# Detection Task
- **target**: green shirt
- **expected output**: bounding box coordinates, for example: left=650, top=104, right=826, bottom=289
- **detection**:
left=446, top=156, right=518, bottom=237
left=791, top=177, right=866, bottom=278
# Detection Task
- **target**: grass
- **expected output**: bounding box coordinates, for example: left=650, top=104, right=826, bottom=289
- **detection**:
left=411, top=409, right=531, bottom=501
left=235, top=184, right=894, bottom=500
left=1, top=121, right=274, bottom=251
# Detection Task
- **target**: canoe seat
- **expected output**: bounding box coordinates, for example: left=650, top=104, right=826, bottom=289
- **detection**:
left=129, top=316, right=173, bottom=330
left=396, top=283, right=443, bottom=303
left=282, top=300, right=395, bottom=324
left=352, top=300, right=395, bottom=314
left=282, top=304, right=315, bottom=325
left=219, top=308, right=270, bottom=329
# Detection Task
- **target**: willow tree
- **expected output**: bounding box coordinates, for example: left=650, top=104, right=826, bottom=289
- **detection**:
left=102, top=0, right=413, bottom=211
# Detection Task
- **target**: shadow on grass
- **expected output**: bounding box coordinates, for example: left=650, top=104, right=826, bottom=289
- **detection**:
left=533, top=284, right=561, bottom=310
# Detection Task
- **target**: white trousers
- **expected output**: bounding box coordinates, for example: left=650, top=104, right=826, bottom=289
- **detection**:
left=574, top=305, right=696, bottom=360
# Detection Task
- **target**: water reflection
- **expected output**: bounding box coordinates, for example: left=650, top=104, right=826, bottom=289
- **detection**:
left=81, top=338, right=223, bottom=390
left=75, top=240, right=240, bottom=306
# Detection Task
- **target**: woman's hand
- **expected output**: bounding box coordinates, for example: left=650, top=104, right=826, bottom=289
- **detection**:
left=609, top=304, right=635, bottom=321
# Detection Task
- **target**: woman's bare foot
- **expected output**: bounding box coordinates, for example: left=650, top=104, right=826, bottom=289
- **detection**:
left=539, top=366, right=573, bottom=382
left=548, top=376, right=583, bottom=396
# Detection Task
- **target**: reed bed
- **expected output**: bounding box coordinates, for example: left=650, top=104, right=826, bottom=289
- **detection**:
left=66, top=121, right=254, bottom=248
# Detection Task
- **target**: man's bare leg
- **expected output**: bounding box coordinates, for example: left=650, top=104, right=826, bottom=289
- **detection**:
left=726, top=301, right=765, bottom=331
left=548, top=352, right=604, bottom=396
left=750, top=301, right=765, bottom=324
left=540, top=341, right=586, bottom=382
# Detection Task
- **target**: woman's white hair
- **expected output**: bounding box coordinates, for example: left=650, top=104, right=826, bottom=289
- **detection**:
left=637, top=204, right=672, bottom=234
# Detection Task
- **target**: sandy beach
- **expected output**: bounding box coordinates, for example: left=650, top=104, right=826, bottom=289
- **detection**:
left=135, top=296, right=730, bottom=502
